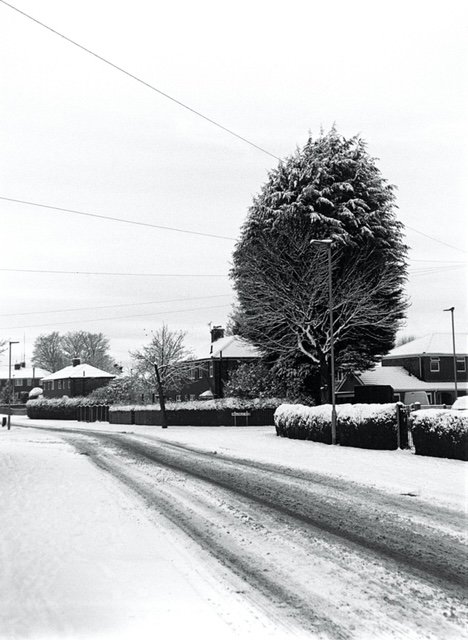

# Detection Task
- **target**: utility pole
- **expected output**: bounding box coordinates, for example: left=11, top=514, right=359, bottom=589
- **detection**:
left=310, top=239, right=337, bottom=445
left=7, top=341, right=20, bottom=430
left=154, top=363, right=168, bottom=429
left=443, top=306, right=458, bottom=401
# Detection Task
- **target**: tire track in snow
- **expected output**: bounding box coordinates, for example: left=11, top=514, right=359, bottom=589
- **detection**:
left=68, top=435, right=349, bottom=640
left=92, top=432, right=467, bottom=590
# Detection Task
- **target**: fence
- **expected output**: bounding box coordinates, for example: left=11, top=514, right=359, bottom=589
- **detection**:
left=77, top=405, right=110, bottom=423
left=109, top=407, right=276, bottom=427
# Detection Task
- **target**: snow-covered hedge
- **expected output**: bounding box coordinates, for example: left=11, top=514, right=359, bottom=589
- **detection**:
left=110, top=398, right=284, bottom=412
left=26, top=397, right=93, bottom=420
left=274, top=403, right=402, bottom=450
left=410, top=409, right=468, bottom=461
left=109, top=398, right=283, bottom=426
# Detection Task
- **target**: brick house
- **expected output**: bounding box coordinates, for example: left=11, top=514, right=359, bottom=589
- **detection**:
left=41, top=358, right=115, bottom=398
left=337, top=333, right=468, bottom=405
left=0, top=364, right=50, bottom=403
left=166, top=326, right=260, bottom=401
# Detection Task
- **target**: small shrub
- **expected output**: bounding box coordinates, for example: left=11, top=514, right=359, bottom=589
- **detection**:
left=275, top=403, right=400, bottom=450
left=410, top=410, right=468, bottom=461
left=26, top=397, right=91, bottom=420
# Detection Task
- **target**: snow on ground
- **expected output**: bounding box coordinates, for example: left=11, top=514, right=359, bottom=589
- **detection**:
left=2, top=416, right=467, bottom=639
left=13, top=416, right=467, bottom=511
left=0, top=425, right=297, bottom=640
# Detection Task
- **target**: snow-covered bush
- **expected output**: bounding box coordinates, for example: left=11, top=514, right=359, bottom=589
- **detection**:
left=26, top=397, right=92, bottom=420
left=410, top=409, right=468, bottom=461
left=274, top=403, right=401, bottom=450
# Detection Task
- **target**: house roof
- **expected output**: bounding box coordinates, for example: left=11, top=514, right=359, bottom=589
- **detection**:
left=385, top=333, right=468, bottom=358
left=41, top=363, right=116, bottom=381
left=211, top=335, right=260, bottom=358
left=193, top=335, right=260, bottom=360
left=356, top=366, right=430, bottom=391
left=0, top=365, right=50, bottom=380
left=338, top=365, right=468, bottom=393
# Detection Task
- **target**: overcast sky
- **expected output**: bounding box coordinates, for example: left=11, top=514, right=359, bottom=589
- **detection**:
left=1, top=0, right=467, bottom=368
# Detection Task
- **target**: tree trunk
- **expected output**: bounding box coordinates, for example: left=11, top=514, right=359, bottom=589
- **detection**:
left=319, top=357, right=331, bottom=405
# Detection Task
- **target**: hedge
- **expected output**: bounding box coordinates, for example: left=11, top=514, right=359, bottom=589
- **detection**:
left=109, top=398, right=283, bottom=426
left=274, top=403, right=406, bottom=450
left=111, top=398, right=283, bottom=412
left=26, top=397, right=91, bottom=420
left=410, top=409, right=468, bottom=461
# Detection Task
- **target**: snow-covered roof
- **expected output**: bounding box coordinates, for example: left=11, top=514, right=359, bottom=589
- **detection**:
left=0, top=365, right=50, bottom=380
left=356, top=366, right=429, bottom=391
left=385, top=333, right=468, bottom=358
left=210, top=335, right=260, bottom=359
left=191, top=335, right=260, bottom=360
left=345, top=365, right=468, bottom=392
left=41, top=363, right=116, bottom=381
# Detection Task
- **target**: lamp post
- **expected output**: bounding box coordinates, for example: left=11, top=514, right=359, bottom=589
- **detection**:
left=7, top=341, right=20, bottom=430
left=443, top=306, right=458, bottom=401
left=310, top=238, right=337, bottom=445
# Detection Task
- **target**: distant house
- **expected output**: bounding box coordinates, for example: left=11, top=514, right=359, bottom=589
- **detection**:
left=337, top=333, right=468, bottom=405
left=0, top=364, right=50, bottom=403
left=166, top=326, right=260, bottom=401
left=41, top=358, right=115, bottom=398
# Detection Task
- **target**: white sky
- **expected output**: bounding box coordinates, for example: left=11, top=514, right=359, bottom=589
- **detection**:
left=1, top=0, right=467, bottom=367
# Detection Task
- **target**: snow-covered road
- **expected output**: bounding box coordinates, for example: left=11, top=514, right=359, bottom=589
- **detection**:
left=2, top=419, right=467, bottom=639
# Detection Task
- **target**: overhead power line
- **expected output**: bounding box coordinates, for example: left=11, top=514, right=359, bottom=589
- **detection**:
left=2, top=194, right=466, bottom=256
left=405, top=225, right=467, bottom=254
left=0, top=196, right=236, bottom=241
left=0, top=293, right=232, bottom=317
left=1, top=5, right=465, bottom=255
left=0, top=268, right=228, bottom=277
left=0, top=0, right=280, bottom=161
left=0, top=302, right=231, bottom=331
left=409, top=259, right=467, bottom=264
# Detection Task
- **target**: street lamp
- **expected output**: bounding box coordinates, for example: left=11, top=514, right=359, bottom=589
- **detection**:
left=310, top=238, right=337, bottom=445
left=7, top=341, right=20, bottom=430
left=443, top=306, right=458, bottom=401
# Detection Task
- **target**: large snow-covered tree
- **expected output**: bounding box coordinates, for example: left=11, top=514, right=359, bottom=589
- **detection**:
left=231, top=130, right=408, bottom=402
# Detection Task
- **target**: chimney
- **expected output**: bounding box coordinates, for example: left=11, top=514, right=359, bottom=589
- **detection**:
left=72, top=358, right=81, bottom=367
left=210, top=325, right=224, bottom=343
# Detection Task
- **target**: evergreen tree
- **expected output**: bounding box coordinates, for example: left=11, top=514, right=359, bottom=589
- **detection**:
left=231, top=130, right=408, bottom=402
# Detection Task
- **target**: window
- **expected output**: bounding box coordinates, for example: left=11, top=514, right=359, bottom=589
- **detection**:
left=209, top=362, right=214, bottom=378
left=190, top=367, right=196, bottom=380
left=335, top=370, right=345, bottom=383
left=14, top=378, right=22, bottom=387
left=430, top=358, right=440, bottom=372
left=194, top=367, right=199, bottom=380
left=457, top=358, right=466, bottom=372
left=58, top=380, right=62, bottom=390
left=27, top=379, right=32, bottom=386
left=51, top=381, right=55, bottom=390
left=176, top=394, right=181, bottom=402
left=190, top=394, right=196, bottom=401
